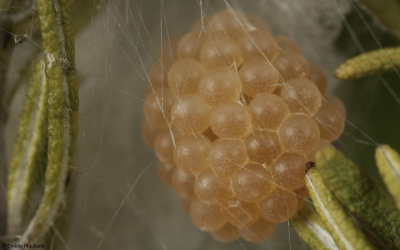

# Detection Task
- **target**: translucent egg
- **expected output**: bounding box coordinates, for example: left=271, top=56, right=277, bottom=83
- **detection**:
left=278, top=114, right=320, bottom=155
left=181, top=197, right=191, bottom=212
left=295, top=185, right=310, bottom=200
left=171, top=94, right=211, bottom=134
left=237, top=30, right=278, bottom=60
left=171, top=167, right=196, bottom=199
left=177, top=32, right=204, bottom=59
left=232, top=163, right=273, bottom=202
left=208, top=138, right=248, bottom=177
left=194, top=169, right=234, bottom=204
left=143, top=88, right=176, bottom=128
left=141, top=120, right=159, bottom=146
left=198, top=68, right=241, bottom=106
left=325, top=95, right=346, bottom=118
left=157, top=36, right=180, bottom=69
left=239, top=218, right=276, bottom=243
left=296, top=198, right=306, bottom=211
left=307, top=140, right=332, bottom=161
left=168, top=59, right=206, bottom=96
left=275, top=36, right=299, bottom=53
left=192, top=17, right=208, bottom=35
left=281, top=77, right=322, bottom=115
left=189, top=200, right=226, bottom=231
left=313, top=104, right=345, bottom=142
left=245, top=131, right=281, bottom=164
left=308, top=64, right=327, bottom=94
left=223, top=200, right=260, bottom=228
left=207, top=9, right=252, bottom=38
left=148, top=61, right=168, bottom=89
left=247, top=16, right=270, bottom=31
left=211, top=223, right=240, bottom=243
left=272, top=153, right=306, bottom=191
left=157, top=162, right=175, bottom=187
left=153, top=129, right=176, bottom=164
left=239, top=59, right=280, bottom=97
left=200, top=36, right=243, bottom=69
left=173, top=135, right=210, bottom=175
left=259, top=189, right=298, bottom=223
left=249, top=93, right=289, bottom=130
left=272, top=52, right=309, bottom=80
left=295, top=185, right=310, bottom=210
left=210, top=102, right=251, bottom=139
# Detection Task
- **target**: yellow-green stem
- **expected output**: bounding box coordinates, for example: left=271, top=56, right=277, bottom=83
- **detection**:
left=334, top=47, right=400, bottom=80
left=18, top=0, right=78, bottom=243
left=375, top=145, right=400, bottom=209
left=7, top=60, right=48, bottom=236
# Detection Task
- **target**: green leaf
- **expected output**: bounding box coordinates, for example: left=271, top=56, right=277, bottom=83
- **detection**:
left=305, top=167, right=373, bottom=250
left=375, top=144, right=400, bottom=209
left=7, top=60, right=48, bottom=236
left=316, top=147, right=400, bottom=249
left=18, top=0, right=79, bottom=243
left=292, top=205, right=339, bottom=250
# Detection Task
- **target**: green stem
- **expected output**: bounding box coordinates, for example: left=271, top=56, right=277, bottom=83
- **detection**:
left=334, top=47, right=400, bottom=80
left=375, top=145, right=400, bottom=209
left=19, top=0, right=78, bottom=243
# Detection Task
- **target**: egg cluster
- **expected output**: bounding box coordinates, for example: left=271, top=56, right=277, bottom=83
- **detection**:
left=142, top=10, right=346, bottom=243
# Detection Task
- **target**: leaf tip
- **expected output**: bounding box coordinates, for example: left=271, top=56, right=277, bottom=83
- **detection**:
left=334, top=63, right=352, bottom=80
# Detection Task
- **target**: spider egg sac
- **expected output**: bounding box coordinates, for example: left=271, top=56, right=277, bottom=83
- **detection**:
left=142, top=8, right=346, bottom=243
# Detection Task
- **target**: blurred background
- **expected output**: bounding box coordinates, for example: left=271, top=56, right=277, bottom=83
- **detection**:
left=4, top=0, right=400, bottom=249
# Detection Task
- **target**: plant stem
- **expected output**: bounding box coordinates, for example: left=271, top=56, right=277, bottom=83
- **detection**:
left=375, top=145, right=400, bottom=209
left=7, top=60, right=48, bottom=236
left=334, top=47, right=400, bottom=80
left=18, top=0, right=78, bottom=243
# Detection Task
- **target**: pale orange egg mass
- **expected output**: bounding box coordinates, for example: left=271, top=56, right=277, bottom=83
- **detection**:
left=142, top=9, right=346, bottom=243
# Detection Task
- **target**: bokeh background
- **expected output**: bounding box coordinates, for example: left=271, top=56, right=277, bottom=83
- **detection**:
left=4, top=0, right=400, bottom=249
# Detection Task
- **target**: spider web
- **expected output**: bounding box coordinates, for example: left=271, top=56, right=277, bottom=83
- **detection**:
left=2, top=0, right=400, bottom=249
